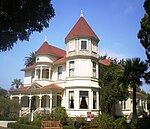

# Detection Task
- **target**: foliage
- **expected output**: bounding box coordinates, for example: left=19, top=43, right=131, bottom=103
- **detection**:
left=0, top=0, right=55, bottom=52
left=17, top=116, right=31, bottom=125
left=137, top=117, right=150, bottom=129
left=24, top=52, right=36, bottom=67
left=63, top=125, right=75, bottom=129
left=0, top=95, right=20, bottom=120
left=0, top=87, right=8, bottom=96
left=52, top=106, right=68, bottom=125
left=122, top=58, right=148, bottom=123
left=113, top=117, right=129, bottom=129
left=11, top=78, right=23, bottom=89
left=7, top=122, right=40, bottom=129
left=99, top=62, right=128, bottom=115
left=138, top=0, right=150, bottom=83
left=31, top=107, right=71, bottom=126
left=92, top=114, right=114, bottom=129
left=147, top=94, right=150, bottom=112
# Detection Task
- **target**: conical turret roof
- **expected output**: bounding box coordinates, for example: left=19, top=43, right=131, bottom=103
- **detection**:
left=65, top=16, right=99, bottom=43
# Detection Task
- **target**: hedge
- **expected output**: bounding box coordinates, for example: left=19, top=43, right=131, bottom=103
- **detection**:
left=7, top=122, right=40, bottom=129
left=63, top=125, right=75, bottom=129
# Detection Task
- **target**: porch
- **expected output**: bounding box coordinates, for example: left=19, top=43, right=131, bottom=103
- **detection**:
left=10, top=92, right=62, bottom=118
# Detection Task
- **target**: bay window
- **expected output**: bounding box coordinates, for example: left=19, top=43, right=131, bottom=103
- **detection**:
left=69, top=91, right=74, bottom=109
left=79, top=91, right=88, bottom=109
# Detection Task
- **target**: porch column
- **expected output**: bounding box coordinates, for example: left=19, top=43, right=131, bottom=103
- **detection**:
left=49, top=94, right=52, bottom=113
left=39, top=95, right=42, bottom=110
left=29, top=95, right=32, bottom=113
left=139, top=98, right=142, bottom=107
left=19, top=94, right=22, bottom=117
left=19, top=93, right=22, bottom=104
left=97, top=91, right=99, bottom=110
left=10, top=95, right=13, bottom=100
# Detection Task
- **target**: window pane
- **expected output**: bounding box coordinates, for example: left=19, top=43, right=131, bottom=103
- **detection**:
left=79, top=91, right=88, bottom=109
left=58, top=66, right=62, bottom=80
left=93, top=91, right=97, bottom=109
left=69, top=61, right=74, bottom=76
left=81, top=41, right=87, bottom=49
left=69, top=91, right=74, bottom=109
left=93, top=62, right=96, bottom=77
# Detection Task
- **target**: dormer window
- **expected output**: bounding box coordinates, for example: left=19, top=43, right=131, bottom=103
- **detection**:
left=80, top=40, right=88, bottom=50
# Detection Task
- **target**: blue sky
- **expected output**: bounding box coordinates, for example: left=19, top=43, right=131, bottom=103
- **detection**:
left=0, top=0, right=149, bottom=92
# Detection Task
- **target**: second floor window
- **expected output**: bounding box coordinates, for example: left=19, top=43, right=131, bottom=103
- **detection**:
left=93, top=62, right=96, bottom=77
left=69, top=61, right=74, bottom=76
left=58, top=66, right=62, bottom=80
left=81, top=40, right=87, bottom=50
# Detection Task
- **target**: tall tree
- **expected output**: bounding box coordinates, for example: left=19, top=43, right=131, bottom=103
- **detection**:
left=24, top=52, right=36, bottom=67
left=0, top=87, right=7, bottom=96
left=99, top=60, right=128, bottom=116
left=0, top=0, right=55, bottom=52
left=138, top=0, right=150, bottom=83
left=11, top=79, right=23, bottom=89
left=122, top=58, right=148, bottom=123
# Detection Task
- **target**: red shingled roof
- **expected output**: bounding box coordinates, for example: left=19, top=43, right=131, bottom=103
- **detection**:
left=43, top=84, right=62, bottom=89
left=15, top=86, right=30, bottom=90
left=14, top=83, right=62, bottom=91
left=54, top=55, right=66, bottom=64
left=65, top=16, right=99, bottom=43
left=21, top=64, right=35, bottom=71
left=36, top=41, right=66, bottom=57
left=98, top=59, right=111, bottom=65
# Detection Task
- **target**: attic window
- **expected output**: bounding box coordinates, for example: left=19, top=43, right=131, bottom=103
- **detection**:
left=81, top=40, right=87, bottom=50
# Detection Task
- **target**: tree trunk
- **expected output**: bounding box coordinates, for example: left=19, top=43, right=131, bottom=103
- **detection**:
left=132, top=85, right=137, bottom=123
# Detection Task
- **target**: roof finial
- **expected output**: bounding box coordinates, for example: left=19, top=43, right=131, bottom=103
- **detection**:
left=80, top=10, right=83, bottom=17
left=44, top=36, right=48, bottom=42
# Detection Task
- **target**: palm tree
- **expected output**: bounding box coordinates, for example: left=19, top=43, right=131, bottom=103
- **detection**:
left=11, top=79, right=23, bottom=89
left=122, top=57, right=148, bottom=123
left=24, top=52, right=36, bottom=67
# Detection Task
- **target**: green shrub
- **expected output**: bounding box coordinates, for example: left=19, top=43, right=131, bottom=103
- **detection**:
left=92, top=114, right=114, bottom=129
left=137, top=117, right=150, bottom=129
left=63, top=125, right=75, bottom=129
left=7, top=122, right=40, bottom=129
left=52, top=107, right=68, bottom=125
left=17, top=115, right=31, bottom=124
left=113, top=117, right=128, bottom=129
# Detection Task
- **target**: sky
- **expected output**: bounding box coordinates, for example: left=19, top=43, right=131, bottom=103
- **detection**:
left=0, top=0, right=149, bottom=92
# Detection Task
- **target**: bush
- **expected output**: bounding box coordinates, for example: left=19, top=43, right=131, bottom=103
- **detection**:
left=7, top=122, right=40, bottom=129
left=63, top=125, right=75, bottom=129
left=113, top=117, right=129, bottom=129
left=17, top=115, right=31, bottom=124
left=137, top=117, right=150, bottom=129
left=52, top=107, right=68, bottom=125
left=92, top=114, right=114, bottom=129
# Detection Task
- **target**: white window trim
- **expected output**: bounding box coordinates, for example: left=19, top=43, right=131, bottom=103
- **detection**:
left=80, top=39, right=88, bottom=50
left=58, top=66, right=62, bottom=80
left=69, top=61, right=75, bottom=76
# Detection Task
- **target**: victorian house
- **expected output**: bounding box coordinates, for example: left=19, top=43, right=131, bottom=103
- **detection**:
left=9, top=13, right=148, bottom=119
